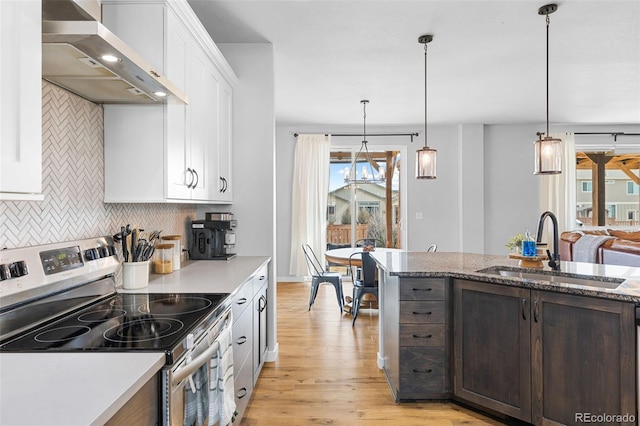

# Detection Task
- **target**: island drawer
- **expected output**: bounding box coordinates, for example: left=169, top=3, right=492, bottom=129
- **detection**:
left=400, top=278, right=446, bottom=301
left=399, top=324, right=445, bottom=347
left=399, top=347, right=446, bottom=393
left=400, top=301, right=445, bottom=323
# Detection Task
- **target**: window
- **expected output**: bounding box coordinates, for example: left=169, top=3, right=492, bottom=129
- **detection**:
left=581, top=181, right=592, bottom=192
left=627, top=181, right=640, bottom=195
left=327, top=205, right=335, bottom=222
left=358, top=201, right=380, bottom=215
left=628, top=211, right=636, bottom=221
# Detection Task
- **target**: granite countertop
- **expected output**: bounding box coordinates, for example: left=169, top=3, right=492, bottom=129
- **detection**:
left=372, top=251, right=640, bottom=303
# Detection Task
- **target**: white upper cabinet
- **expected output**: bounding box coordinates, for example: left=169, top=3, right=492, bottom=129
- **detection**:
left=102, top=0, right=237, bottom=203
left=0, top=1, right=43, bottom=200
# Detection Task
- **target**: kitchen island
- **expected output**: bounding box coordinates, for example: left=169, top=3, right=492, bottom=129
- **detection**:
left=0, top=256, right=270, bottom=426
left=372, top=251, right=639, bottom=426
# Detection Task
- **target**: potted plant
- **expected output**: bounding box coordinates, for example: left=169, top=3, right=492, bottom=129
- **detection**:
left=505, top=233, right=526, bottom=253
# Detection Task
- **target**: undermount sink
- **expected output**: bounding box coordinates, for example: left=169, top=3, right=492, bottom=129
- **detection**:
left=478, top=266, right=624, bottom=290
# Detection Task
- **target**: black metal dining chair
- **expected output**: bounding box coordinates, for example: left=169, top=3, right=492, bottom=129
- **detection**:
left=354, top=238, right=383, bottom=248
left=302, top=244, right=344, bottom=312
left=348, top=250, right=378, bottom=326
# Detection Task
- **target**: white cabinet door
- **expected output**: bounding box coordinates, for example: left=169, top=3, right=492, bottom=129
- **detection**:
left=165, top=9, right=191, bottom=200
left=187, top=45, right=218, bottom=201
left=217, top=80, right=233, bottom=202
left=0, top=1, right=42, bottom=200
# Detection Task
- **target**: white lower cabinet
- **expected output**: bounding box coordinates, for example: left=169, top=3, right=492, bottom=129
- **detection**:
left=102, top=0, right=235, bottom=203
left=0, top=1, right=42, bottom=200
left=231, top=262, right=270, bottom=422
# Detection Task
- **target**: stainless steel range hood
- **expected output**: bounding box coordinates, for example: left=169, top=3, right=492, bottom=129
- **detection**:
left=42, top=0, right=188, bottom=104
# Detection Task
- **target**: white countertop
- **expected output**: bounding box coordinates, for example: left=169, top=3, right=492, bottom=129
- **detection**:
left=120, top=256, right=270, bottom=294
left=0, top=353, right=165, bottom=426
left=0, top=257, right=270, bottom=426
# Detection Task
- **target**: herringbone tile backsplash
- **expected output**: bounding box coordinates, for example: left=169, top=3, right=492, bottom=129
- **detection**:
left=0, top=81, right=197, bottom=249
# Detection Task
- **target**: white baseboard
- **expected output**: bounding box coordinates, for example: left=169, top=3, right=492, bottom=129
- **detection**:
left=265, top=342, right=279, bottom=362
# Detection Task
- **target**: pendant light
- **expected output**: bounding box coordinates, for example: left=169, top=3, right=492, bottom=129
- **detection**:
left=416, top=35, right=437, bottom=179
left=344, top=100, right=385, bottom=185
left=534, top=4, right=562, bottom=175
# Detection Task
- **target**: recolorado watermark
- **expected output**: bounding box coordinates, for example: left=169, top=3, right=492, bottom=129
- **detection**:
left=575, top=412, right=636, bottom=423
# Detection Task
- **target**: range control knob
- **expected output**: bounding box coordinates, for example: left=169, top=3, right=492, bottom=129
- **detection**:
left=98, top=246, right=109, bottom=258
left=0, top=264, right=10, bottom=281
left=84, top=248, right=99, bottom=261
left=9, top=261, right=28, bottom=278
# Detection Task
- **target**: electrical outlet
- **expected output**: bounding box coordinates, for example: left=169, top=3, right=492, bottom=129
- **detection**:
left=416, top=212, right=424, bottom=220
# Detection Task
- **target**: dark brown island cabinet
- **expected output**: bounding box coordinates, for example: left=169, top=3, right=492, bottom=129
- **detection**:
left=381, top=275, right=637, bottom=426
left=382, top=277, right=452, bottom=400
left=454, top=279, right=636, bottom=425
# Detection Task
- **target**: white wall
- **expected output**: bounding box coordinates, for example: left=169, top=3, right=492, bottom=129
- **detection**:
left=214, top=43, right=278, bottom=358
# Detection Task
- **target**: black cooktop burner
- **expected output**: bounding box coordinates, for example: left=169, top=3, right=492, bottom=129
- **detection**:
left=0, top=293, right=229, bottom=356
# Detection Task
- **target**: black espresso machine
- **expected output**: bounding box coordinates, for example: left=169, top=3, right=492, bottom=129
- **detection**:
left=190, top=212, right=237, bottom=260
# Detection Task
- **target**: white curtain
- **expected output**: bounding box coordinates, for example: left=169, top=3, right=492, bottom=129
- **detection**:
left=539, top=133, right=576, bottom=236
left=289, top=134, right=331, bottom=277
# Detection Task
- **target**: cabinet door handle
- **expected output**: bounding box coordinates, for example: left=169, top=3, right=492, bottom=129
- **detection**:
left=236, top=336, right=248, bottom=345
left=259, top=275, right=266, bottom=281
left=412, top=334, right=433, bottom=339
left=412, top=368, right=433, bottom=374
left=237, top=387, right=248, bottom=399
left=412, top=288, right=432, bottom=292
left=412, top=311, right=432, bottom=315
left=259, top=295, right=267, bottom=312
left=534, top=300, right=539, bottom=323
left=236, top=297, right=248, bottom=305
left=223, top=177, right=228, bottom=192
left=186, top=168, right=195, bottom=188
left=220, top=177, right=225, bottom=192
left=192, top=168, right=199, bottom=188
left=521, top=298, right=527, bottom=320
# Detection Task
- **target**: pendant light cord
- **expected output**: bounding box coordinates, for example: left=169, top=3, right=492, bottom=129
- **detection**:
left=546, top=13, right=550, bottom=138
left=424, top=42, right=428, bottom=149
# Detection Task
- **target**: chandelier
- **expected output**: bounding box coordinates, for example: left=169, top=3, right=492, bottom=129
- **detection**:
left=344, top=100, right=385, bottom=185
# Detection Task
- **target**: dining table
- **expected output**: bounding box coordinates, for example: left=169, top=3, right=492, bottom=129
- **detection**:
left=324, top=247, right=405, bottom=311
left=325, top=247, right=404, bottom=268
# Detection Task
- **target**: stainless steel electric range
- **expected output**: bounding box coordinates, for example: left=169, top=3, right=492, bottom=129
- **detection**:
left=0, top=237, right=232, bottom=424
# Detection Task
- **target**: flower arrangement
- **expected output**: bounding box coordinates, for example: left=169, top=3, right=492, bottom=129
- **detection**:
left=505, top=233, right=526, bottom=252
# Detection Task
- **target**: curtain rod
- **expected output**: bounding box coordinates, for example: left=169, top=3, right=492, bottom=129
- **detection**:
left=574, top=132, right=640, bottom=136
left=573, top=132, right=640, bottom=142
left=293, top=132, right=419, bottom=142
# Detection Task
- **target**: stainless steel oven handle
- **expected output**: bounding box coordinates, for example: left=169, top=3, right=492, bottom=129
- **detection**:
left=171, top=309, right=232, bottom=387
left=172, top=339, right=221, bottom=386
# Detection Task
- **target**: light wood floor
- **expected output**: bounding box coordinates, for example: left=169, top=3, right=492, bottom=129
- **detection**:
left=240, top=281, right=505, bottom=425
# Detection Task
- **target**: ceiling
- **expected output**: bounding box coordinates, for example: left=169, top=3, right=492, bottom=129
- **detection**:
left=188, top=1, right=640, bottom=127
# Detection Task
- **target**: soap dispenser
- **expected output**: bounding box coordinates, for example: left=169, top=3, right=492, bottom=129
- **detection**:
left=522, top=229, right=536, bottom=257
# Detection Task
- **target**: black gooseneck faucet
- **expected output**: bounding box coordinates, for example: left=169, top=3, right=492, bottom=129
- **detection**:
left=536, top=211, right=561, bottom=271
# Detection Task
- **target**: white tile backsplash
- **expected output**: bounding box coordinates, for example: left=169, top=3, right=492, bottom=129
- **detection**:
left=0, top=81, right=197, bottom=249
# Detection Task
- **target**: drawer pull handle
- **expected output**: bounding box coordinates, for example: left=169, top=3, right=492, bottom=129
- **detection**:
left=236, top=336, right=248, bottom=345
left=413, top=288, right=432, bottom=292
left=259, top=275, right=266, bottom=280
left=412, top=311, right=432, bottom=315
left=412, top=368, right=433, bottom=374
left=412, top=334, right=433, bottom=339
left=236, top=297, right=248, bottom=305
left=237, top=387, right=248, bottom=399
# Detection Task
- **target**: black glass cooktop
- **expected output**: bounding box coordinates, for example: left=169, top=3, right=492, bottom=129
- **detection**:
left=0, top=293, right=229, bottom=357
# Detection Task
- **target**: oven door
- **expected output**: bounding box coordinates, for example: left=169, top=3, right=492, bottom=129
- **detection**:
left=163, top=308, right=231, bottom=426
